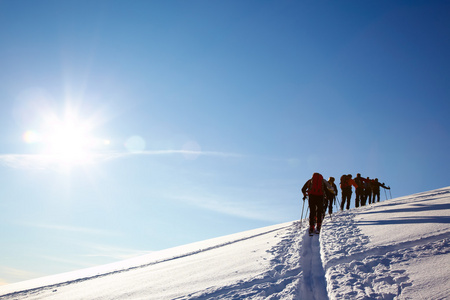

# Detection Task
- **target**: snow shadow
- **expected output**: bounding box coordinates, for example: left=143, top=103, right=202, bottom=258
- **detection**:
left=359, top=202, right=450, bottom=216
left=357, top=215, right=450, bottom=226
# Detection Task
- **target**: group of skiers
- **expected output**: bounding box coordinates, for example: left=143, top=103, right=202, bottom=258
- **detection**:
left=301, top=172, right=390, bottom=235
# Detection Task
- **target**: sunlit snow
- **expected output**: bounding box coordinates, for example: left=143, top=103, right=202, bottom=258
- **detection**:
left=1, top=187, right=448, bottom=299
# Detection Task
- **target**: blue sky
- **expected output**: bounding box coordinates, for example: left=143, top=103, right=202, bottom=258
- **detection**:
left=0, top=0, right=449, bottom=284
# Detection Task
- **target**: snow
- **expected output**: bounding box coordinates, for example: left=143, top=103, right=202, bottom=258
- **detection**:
left=1, top=187, right=449, bottom=299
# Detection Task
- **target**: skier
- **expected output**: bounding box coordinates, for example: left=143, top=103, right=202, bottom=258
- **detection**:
left=372, top=178, right=390, bottom=202
left=364, top=177, right=373, bottom=205
left=302, top=173, right=334, bottom=235
left=354, top=173, right=365, bottom=208
left=340, top=174, right=357, bottom=210
left=326, top=177, right=338, bottom=216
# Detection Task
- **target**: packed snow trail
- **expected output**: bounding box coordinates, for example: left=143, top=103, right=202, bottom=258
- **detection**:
left=299, top=229, right=328, bottom=300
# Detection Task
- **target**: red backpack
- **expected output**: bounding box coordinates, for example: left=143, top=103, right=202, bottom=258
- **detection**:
left=309, top=173, right=324, bottom=195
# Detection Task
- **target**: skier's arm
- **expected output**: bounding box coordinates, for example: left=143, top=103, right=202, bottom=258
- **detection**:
left=301, top=180, right=310, bottom=198
left=350, top=179, right=358, bottom=189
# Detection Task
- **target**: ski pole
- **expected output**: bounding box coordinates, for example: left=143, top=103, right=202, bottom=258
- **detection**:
left=300, top=197, right=306, bottom=229
left=389, top=189, right=392, bottom=199
left=305, top=206, right=309, bottom=229
left=384, top=189, right=388, bottom=201
left=328, top=200, right=333, bottom=221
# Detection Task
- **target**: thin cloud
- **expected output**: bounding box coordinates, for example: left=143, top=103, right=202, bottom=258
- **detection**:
left=79, top=243, right=151, bottom=261
left=0, top=266, right=42, bottom=285
left=122, top=150, right=243, bottom=158
left=168, top=191, right=286, bottom=223
left=0, top=150, right=243, bottom=170
left=37, top=255, right=96, bottom=269
left=19, top=222, right=122, bottom=237
left=0, top=154, right=53, bottom=170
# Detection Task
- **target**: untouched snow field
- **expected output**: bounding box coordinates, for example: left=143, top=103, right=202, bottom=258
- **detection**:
left=1, top=187, right=449, bottom=299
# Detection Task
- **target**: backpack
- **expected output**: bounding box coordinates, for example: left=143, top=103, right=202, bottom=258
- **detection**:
left=340, top=175, right=349, bottom=188
left=354, top=176, right=363, bottom=189
left=309, top=173, right=324, bottom=196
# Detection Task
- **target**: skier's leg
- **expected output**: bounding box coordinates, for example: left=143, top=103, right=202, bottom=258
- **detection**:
left=316, top=205, right=322, bottom=232
left=308, top=198, right=316, bottom=232
left=347, top=193, right=352, bottom=210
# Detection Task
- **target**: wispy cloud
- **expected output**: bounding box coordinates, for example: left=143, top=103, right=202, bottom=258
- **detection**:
left=78, top=243, right=151, bottom=261
left=0, top=266, right=42, bottom=285
left=100, top=149, right=243, bottom=160
left=36, top=255, right=96, bottom=269
left=19, top=222, right=122, bottom=237
left=167, top=190, right=288, bottom=223
left=0, top=154, right=54, bottom=170
left=0, top=150, right=243, bottom=170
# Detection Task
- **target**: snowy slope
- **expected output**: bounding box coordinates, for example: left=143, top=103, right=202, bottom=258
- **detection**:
left=321, top=187, right=450, bottom=300
left=1, top=187, right=449, bottom=300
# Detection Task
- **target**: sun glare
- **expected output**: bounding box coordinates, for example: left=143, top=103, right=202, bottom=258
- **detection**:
left=45, top=122, right=92, bottom=162
left=23, top=106, right=110, bottom=166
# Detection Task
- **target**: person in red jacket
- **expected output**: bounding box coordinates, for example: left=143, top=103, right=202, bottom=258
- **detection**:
left=302, top=173, right=334, bottom=234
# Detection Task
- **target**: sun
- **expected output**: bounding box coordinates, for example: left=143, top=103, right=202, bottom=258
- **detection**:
left=23, top=106, right=110, bottom=166
left=44, top=120, right=93, bottom=162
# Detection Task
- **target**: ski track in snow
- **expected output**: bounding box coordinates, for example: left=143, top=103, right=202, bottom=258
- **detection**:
left=299, top=227, right=329, bottom=300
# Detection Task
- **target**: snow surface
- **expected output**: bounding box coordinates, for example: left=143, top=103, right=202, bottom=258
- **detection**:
left=1, top=187, right=449, bottom=299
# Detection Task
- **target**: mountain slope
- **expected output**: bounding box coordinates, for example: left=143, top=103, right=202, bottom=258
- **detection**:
left=1, top=187, right=449, bottom=299
left=0, top=222, right=304, bottom=299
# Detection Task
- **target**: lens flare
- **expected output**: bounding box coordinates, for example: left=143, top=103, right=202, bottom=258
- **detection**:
left=125, top=136, right=146, bottom=153
left=23, top=130, right=40, bottom=144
